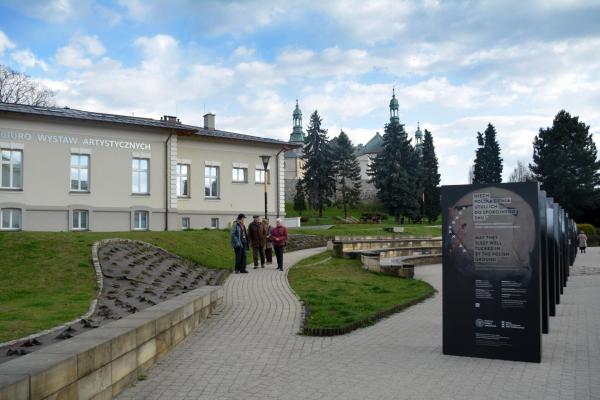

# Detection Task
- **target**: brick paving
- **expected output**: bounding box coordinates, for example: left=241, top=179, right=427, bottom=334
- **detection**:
left=119, top=247, right=600, bottom=400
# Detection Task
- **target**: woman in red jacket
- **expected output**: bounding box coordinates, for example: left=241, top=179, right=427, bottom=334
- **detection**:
left=270, top=218, right=288, bottom=271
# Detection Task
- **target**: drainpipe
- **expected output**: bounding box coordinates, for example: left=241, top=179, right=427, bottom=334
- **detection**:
left=165, top=130, right=174, bottom=231
left=275, top=147, right=286, bottom=219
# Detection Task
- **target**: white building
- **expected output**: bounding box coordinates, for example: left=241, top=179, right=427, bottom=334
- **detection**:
left=0, top=103, right=299, bottom=231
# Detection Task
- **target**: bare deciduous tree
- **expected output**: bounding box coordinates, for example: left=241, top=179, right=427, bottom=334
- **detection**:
left=508, top=160, right=535, bottom=182
left=0, top=64, right=55, bottom=107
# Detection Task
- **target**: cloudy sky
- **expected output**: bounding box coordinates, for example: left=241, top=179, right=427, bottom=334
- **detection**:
left=0, top=0, right=599, bottom=184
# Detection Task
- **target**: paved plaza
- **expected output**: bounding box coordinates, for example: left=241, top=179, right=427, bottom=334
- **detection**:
left=119, top=247, right=600, bottom=400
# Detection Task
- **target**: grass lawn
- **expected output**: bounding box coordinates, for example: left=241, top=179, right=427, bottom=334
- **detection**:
left=288, top=251, right=435, bottom=332
left=0, top=230, right=233, bottom=342
left=290, top=223, right=441, bottom=238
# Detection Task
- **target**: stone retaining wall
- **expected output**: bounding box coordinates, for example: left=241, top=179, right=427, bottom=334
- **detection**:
left=0, top=285, right=224, bottom=400
left=286, top=234, right=328, bottom=252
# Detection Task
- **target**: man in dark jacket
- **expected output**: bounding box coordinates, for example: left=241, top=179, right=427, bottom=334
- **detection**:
left=230, top=213, right=249, bottom=273
left=248, top=215, right=267, bottom=268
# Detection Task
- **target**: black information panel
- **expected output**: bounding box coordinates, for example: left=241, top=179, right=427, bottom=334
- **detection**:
left=442, top=182, right=542, bottom=363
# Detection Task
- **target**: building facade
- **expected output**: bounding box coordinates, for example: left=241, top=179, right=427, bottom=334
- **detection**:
left=0, top=103, right=298, bottom=231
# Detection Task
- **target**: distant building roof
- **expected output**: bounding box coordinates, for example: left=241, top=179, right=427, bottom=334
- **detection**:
left=0, top=102, right=299, bottom=148
left=357, top=132, right=384, bottom=155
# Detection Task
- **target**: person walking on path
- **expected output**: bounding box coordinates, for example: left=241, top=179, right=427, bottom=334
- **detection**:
left=263, top=218, right=273, bottom=265
left=248, top=215, right=267, bottom=269
left=578, top=230, right=588, bottom=254
left=270, top=218, right=288, bottom=271
left=231, top=213, right=249, bottom=273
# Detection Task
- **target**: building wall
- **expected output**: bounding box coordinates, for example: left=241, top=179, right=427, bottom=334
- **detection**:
left=174, top=137, right=284, bottom=229
left=0, top=115, right=170, bottom=231
left=0, top=115, right=288, bottom=231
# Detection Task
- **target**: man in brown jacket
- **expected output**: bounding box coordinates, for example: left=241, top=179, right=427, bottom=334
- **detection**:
left=248, top=215, right=267, bottom=268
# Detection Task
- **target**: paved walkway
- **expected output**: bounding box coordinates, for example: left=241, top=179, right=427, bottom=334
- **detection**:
left=119, top=247, right=600, bottom=400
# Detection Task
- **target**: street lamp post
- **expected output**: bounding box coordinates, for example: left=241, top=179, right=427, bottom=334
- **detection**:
left=260, top=155, right=271, bottom=219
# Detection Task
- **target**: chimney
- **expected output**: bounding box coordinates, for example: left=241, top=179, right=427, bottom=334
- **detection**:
left=203, top=113, right=215, bottom=130
left=161, top=115, right=180, bottom=124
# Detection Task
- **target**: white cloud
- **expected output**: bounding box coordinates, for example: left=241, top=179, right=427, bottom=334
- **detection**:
left=55, top=35, right=106, bottom=69
left=10, top=49, right=48, bottom=70
left=232, top=46, right=256, bottom=59
left=0, top=30, right=15, bottom=55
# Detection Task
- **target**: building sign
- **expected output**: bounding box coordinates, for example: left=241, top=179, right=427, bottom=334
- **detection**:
left=0, top=130, right=151, bottom=151
left=442, top=182, right=542, bottom=363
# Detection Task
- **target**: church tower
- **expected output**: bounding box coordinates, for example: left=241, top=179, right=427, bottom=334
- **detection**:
left=414, top=122, right=423, bottom=156
left=389, top=88, right=399, bottom=124
left=289, top=99, right=305, bottom=143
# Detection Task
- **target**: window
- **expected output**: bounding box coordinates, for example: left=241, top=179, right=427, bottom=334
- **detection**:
left=70, top=154, right=90, bottom=192
left=211, top=217, right=219, bottom=229
left=204, top=166, right=219, bottom=198
left=176, top=164, right=189, bottom=197
left=1, top=149, right=22, bottom=189
left=1, top=208, right=21, bottom=230
left=232, top=167, right=248, bottom=183
left=255, top=168, right=270, bottom=184
left=72, top=210, right=89, bottom=230
left=133, top=210, right=149, bottom=230
left=181, top=217, right=190, bottom=230
left=132, top=158, right=149, bottom=194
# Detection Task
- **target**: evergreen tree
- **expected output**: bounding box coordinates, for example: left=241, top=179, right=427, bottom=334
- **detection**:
left=369, top=119, right=420, bottom=223
left=301, top=111, right=336, bottom=217
left=421, top=129, right=441, bottom=223
left=530, top=110, right=600, bottom=220
left=473, top=132, right=486, bottom=183
left=484, top=124, right=503, bottom=182
left=472, top=123, right=503, bottom=183
left=292, top=179, right=307, bottom=216
left=333, top=130, right=362, bottom=218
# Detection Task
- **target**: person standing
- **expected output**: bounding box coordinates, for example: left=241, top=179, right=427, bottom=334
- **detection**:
left=230, top=214, right=249, bottom=273
left=263, top=218, right=273, bottom=265
left=270, top=218, right=288, bottom=271
left=248, top=215, right=267, bottom=269
left=578, top=230, right=588, bottom=254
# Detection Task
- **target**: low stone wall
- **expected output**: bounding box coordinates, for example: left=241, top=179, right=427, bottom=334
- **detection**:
left=0, top=285, right=224, bottom=400
left=287, top=234, right=328, bottom=252
left=331, top=238, right=442, bottom=258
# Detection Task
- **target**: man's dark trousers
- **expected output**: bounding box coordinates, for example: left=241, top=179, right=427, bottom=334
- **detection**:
left=252, top=246, right=265, bottom=267
left=234, top=246, right=248, bottom=272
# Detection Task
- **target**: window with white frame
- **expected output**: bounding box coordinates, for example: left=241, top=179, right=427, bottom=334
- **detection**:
left=255, top=168, right=270, bottom=184
left=132, top=158, right=149, bottom=194
left=70, top=154, right=90, bottom=192
left=1, top=208, right=21, bottom=230
left=72, top=210, right=89, bottom=230
left=211, top=217, right=219, bottom=229
left=176, top=164, right=189, bottom=197
left=181, top=217, right=190, bottom=230
left=232, top=167, right=247, bottom=183
left=133, top=210, right=149, bottom=230
left=204, top=166, right=219, bottom=198
left=1, top=149, right=22, bottom=189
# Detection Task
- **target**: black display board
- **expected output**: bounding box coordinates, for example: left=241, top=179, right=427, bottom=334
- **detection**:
left=553, top=204, right=563, bottom=296
left=442, top=182, right=542, bottom=363
left=545, top=198, right=557, bottom=315
left=539, top=190, right=549, bottom=334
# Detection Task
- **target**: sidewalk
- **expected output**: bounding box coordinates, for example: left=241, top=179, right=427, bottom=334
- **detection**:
left=119, top=247, right=600, bottom=400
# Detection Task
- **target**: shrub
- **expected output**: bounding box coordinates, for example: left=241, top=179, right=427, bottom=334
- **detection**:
left=577, top=223, right=596, bottom=236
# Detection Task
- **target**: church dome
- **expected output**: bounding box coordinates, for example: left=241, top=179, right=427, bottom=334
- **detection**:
left=293, top=100, right=302, bottom=117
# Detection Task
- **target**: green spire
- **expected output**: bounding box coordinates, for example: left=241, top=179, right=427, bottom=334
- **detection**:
left=415, top=122, right=424, bottom=156
left=289, top=99, right=305, bottom=143
left=389, top=87, right=399, bottom=123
